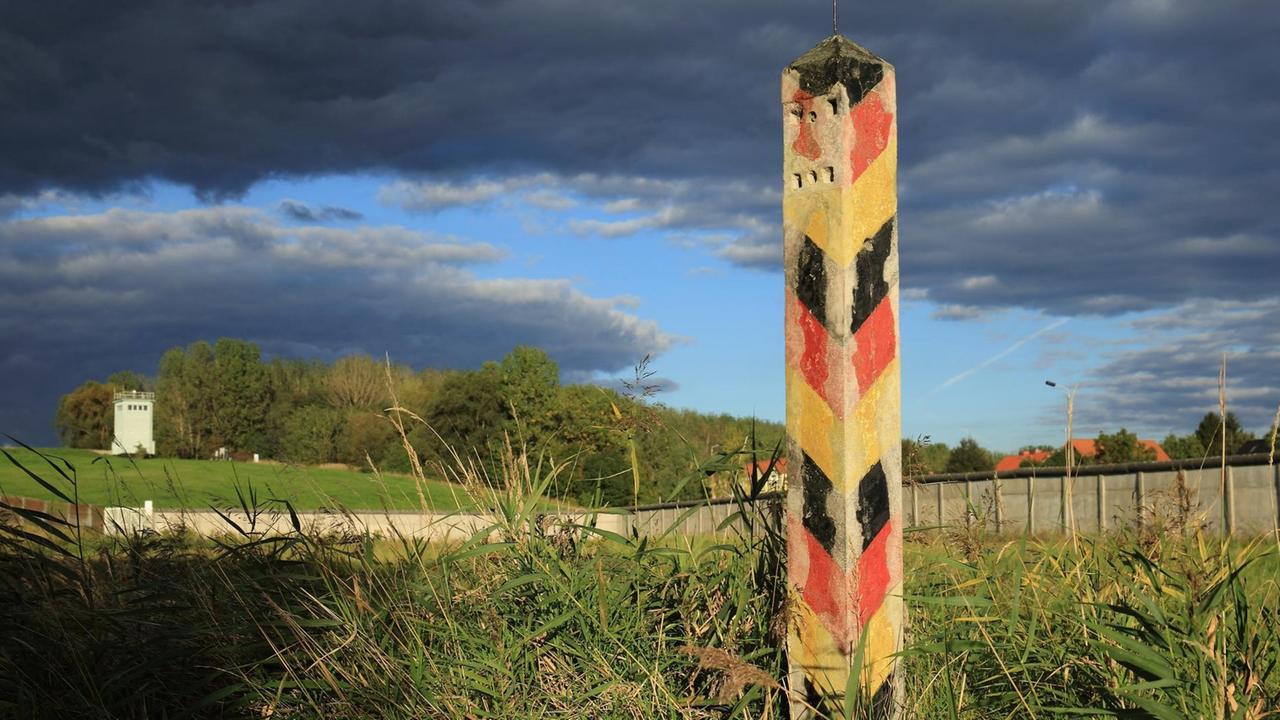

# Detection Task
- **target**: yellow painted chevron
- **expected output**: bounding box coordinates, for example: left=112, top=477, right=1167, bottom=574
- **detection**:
left=844, top=135, right=898, bottom=250
left=783, top=136, right=897, bottom=268
left=846, top=357, right=901, bottom=487
left=788, top=592, right=850, bottom=696
left=786, top=363, right=840, bottom=479
left=787, top=358, right=900, bottom=494
left=860, top=583, right=902, bottom=693
left=787, top=585, right=903, bottom=702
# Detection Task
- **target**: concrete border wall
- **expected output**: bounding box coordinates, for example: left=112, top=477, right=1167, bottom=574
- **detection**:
left=904, top=456, right=1280, bottom=536
left=93, top=455, right=1279, bottom=540
left=1, top=495, right=104, bottom=530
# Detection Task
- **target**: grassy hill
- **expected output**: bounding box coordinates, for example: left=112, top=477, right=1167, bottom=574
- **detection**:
left=0, top=447, right=498, bottom=512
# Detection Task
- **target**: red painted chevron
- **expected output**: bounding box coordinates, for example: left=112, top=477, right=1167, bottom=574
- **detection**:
left=790, top=515, right=898, bottom=649
left=791, top=516, right=851, bottom=645
left=856, top=518, right=894, bottom=627
left=791, top=290, right=840, bottom=414
left=852, top=297, right=896, bottom=394
left=791, top=90, right=822, bottom=160
left=791, top=289, right=896, bottom=419
left=849, top=85, right=894, bottom=183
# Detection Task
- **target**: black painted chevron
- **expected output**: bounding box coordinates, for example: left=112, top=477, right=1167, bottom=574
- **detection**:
left=795, top=236, right=830, bottom=330
left=870, top=672, right=896, bottom=719
left=851, top=217, right=894, bottom=335
left=801, top=452, right=836, bottom=555
left=856, top=462, right=889, bottom=551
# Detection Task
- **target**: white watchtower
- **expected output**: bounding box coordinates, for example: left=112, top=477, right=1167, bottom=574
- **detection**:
left=112, top=390, right=156, bottom=456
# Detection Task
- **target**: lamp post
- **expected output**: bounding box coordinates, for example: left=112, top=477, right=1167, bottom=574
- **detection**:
left=1045, top=380, right=1079, bottom=540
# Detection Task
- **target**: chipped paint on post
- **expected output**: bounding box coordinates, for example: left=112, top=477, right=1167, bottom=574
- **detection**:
left=782, top=35, right=902, bottom=719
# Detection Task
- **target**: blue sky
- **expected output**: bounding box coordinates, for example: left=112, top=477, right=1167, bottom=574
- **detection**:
left=2, top=0, right=1278, bottom=450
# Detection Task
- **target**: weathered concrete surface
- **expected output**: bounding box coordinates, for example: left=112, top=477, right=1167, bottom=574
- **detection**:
left=1, top=495, right=104, bottom=530
left=782, top=34, right=902, bottom=718
left=102, top=507, right=629, bottom=541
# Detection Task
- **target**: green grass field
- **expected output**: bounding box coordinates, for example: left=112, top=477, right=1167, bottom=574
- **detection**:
left=0, top=447, right=484, bottom=511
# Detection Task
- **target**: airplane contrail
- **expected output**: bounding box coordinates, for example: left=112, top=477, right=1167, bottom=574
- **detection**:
left=933, top=317, right=1069, bottom=392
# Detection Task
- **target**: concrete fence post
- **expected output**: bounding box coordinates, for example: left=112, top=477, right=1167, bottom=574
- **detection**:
left=937, top=483, right=944, bottom=526
left=1274, top=464, right=1280, bottom=535
left=1135, top=471, right=1145, bottom=530
left=1060, top=476, right=1069, bottom=531
left=910, top=482, right=918, bottom=528
left=1097, top=474, right=1106, bottom=532
left=994, top=478, right=1004, bottom=533
left=1225, top=466, right=1236, bottom=536
left=964, top=480, right=973, bottom=528
left=783, top=34, right=902, bottom=717
left=1028, top=476, right=1036, bottom=535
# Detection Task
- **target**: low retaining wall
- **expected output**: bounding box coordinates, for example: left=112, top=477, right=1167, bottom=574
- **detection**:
left=98, top=455, right=1280, bottom=540
left=103, top=506, right=631, bottom=542
left=1, top=495, right=104, bottom=530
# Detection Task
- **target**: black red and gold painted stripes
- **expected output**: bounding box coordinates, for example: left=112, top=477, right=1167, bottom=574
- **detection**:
left=783, top=34, right=903, bottom=719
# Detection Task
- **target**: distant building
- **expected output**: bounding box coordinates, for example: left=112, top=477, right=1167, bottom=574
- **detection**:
left=996, top=438, right=1169, bottom=471
left=743, top=457, right=789, bottom=492
left=112, top=390, right=156, bottom=456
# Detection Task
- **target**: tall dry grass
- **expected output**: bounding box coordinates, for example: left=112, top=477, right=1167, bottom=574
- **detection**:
left=1, top=433, right=1278, bottom=718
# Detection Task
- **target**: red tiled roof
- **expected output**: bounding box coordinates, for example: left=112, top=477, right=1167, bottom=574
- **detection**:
left=996, top=438, right=1170, bottom=471
left=744, top=457, right=788, bottom=477
left=995, top=449, right=1051, bottom=472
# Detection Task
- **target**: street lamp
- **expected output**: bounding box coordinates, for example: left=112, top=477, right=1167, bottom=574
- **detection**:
left=1045, top=379, right=1079, bottom=540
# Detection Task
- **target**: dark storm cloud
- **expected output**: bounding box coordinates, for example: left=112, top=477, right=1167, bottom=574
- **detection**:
left=0, top=207, right=675, bottom=443
left=3, top=0, right=1277, bottom=316
left=3, top=0, right=1279, bottom=442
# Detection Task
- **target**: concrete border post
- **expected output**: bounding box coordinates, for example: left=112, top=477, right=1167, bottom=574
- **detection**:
left=783, top=34, right=902, bottom=718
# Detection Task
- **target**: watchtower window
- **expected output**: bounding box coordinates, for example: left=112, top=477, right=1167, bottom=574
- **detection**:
left=825, top=167, right=835, bottom=182
left=828, top=98, right=839, bottom=115
left=808, top=111, right=817, bottom=122
left=793, top=173, right=802, bottom=189
left=809, top=170, right=818, bottom=183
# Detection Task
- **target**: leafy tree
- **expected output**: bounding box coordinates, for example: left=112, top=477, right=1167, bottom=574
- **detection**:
left=903, top=437, right=950, bottom=476
left=107, top=370, right=150, bottom=392
left=335, top=411, right=397, bottom=467
left=1162, top=432, right=1207, bottom=461
left=1194, top=411, right=1256, bottom=455
left=944, top=437, right=994, bottom=473
left=1094, top=428, right=1157, bottom=465
left=54, top=381, right=115, bottom=449
left=416, top=364, right=508, bottom=474
left=325, top=355, right=388, bottom=410
left=278, top=406, right=343, bottom=465
left=212, top=338, right=272, bottom=452
left=499, top=346, right=560, bottom=444
left=155, top=342, right=218, bottom=458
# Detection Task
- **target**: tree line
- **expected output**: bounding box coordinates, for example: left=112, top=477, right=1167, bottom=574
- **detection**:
left=54, top=339, right=785, bottom=505
left=901, top=412, right=1271, bottom=476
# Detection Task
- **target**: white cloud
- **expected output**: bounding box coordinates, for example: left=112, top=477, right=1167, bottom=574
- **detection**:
left=0, top=207, right=675, bottom=379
